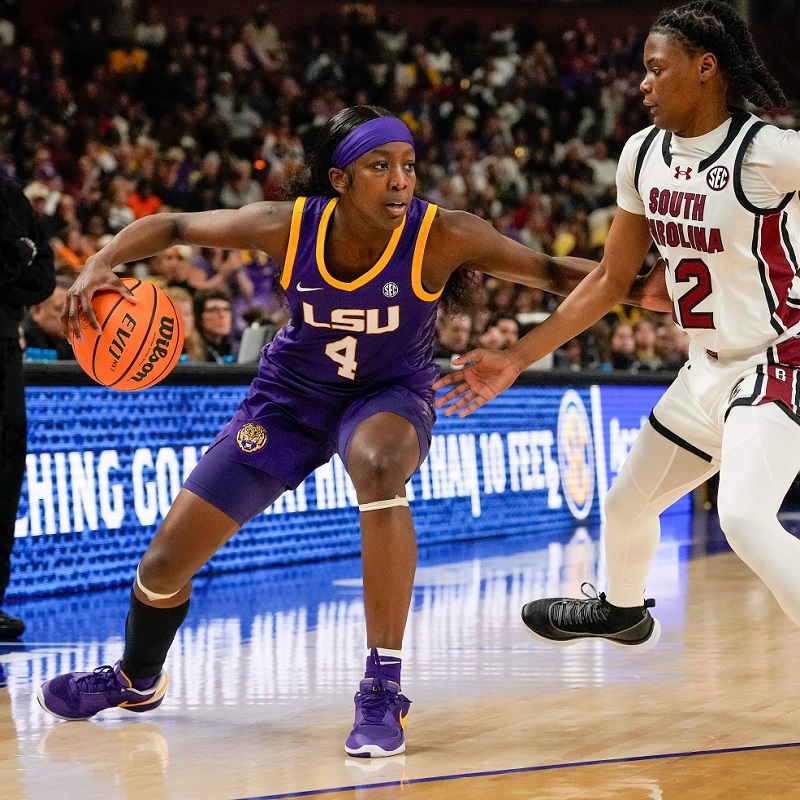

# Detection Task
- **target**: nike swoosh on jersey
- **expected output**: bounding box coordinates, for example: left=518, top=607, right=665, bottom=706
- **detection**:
left=296, top=282, right=323, bottom=292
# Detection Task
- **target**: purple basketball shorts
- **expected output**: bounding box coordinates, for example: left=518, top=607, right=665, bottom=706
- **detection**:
left=184, top=383, right=434, bottom=525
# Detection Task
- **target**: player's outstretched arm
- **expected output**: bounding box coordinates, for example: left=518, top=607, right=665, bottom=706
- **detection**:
left=62, top=202, right=294, bottom=337
left=428, top=208, right=669, bottom=312
left=433, top=209, right=654, bottom=417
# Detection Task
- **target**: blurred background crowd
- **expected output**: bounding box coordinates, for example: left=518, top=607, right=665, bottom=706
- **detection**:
left=7, top=0, right=794, bottom=370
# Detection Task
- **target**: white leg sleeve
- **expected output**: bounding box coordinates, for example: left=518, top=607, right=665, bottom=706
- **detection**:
left=604, top=421, right=717, bottom=607
left=717, top=403, right=800, bottom=627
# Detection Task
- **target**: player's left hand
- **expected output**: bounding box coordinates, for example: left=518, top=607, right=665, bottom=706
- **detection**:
left=433, top=349, right=522, bottom=417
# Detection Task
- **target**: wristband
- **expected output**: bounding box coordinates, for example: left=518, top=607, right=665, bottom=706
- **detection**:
left=19, top=237, right=37, bottom=265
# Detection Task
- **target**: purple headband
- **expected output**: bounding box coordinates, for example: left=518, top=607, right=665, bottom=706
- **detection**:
left=331, top=117, right=415, bottom=168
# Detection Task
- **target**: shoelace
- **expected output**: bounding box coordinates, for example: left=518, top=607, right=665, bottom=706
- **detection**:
left=358, top=688, right=395, bottom=725
left=357, top=647, right=397, bottom=724
left=75, top=665, right=118, bottom=694
left=549, top=582, right=610, bottom=627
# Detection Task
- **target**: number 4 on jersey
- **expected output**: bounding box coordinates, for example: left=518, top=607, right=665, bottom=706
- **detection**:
left=326, top=336, right=358, bottom=379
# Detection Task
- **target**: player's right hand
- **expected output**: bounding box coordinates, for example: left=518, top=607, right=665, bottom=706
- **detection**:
left=61, top=256, right=139, bottom=341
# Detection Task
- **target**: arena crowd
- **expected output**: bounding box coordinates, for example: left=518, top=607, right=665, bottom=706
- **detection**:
left=6, top=1, right=789, bottom=370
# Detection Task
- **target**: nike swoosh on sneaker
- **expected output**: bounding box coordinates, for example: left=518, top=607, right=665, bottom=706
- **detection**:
left=296, top=282, right=323, bottom=292
left=399, top=709, right=409, bottom=728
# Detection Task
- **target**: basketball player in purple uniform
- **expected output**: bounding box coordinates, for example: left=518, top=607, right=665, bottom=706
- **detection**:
left=40, top=106, right=667, bottom=756
left=436, top=1, right=800, bottom=656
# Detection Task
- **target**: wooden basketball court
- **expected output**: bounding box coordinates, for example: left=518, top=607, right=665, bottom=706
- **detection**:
left=2, top=512, right=800, bottom=799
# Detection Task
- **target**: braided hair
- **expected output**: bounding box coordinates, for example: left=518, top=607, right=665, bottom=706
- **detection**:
left=651, top=1, right=786, bottom=109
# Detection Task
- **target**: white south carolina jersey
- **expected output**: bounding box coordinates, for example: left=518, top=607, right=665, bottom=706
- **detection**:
left=617, top=111, right=800, bottom=360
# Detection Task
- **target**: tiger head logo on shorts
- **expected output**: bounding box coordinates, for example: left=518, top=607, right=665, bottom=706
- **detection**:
left=236, top=422, right=268, bottom=453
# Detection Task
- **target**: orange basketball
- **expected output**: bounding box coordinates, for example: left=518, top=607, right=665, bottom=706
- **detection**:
left=71, top=278, right=184, bottom=391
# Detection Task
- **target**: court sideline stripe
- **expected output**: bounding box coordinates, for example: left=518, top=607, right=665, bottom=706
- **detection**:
left=237, top=740, right=800, bottom=799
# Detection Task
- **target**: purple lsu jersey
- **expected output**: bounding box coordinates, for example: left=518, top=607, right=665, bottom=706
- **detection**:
left=211, top=195, right=443, bottom=487
left=270, top=194, right=441, bottom=391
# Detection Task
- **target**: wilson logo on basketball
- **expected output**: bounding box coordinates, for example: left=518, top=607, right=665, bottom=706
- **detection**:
left=237, top=423, right=268, bottom=453
left=129, top=316, right=177, bottom=383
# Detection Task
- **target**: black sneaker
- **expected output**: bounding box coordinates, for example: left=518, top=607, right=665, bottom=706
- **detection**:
left=521, top=583, right=660, bottom=650
left=0, top=609, right=25, bottom=640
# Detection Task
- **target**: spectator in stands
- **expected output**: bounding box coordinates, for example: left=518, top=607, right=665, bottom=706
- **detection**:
left=433, top=311, right=473, bottom=360
left=21, top=275, right=74, bottom=360
left=261, top=117, right=305, bottom=174
left=242, top=3, right=284, bottom=63
left=108, top=37, right=148, bottom=90
left=229, top=96, right=263, bottom=153
left=585, top=139, right=618, bottom=192
left=163, top=284, right=207, bottom=362
left=148, top=244, right=206, bottom=293
left=153, top=147, right=192, bottom=209
left=602, top=321, right=642, bottom=371
left=127, top=177, right=162, bottom=219
left=106, top=175, right=136, bottom=233
left=192, top=247, right=255, bottom=329
left=48, top=194, right=80, bottom=240
left=553, top=337, right=586, bottom=371
left=655, top=322, right=690, bottom=372
left=52, top=224, right=95, bottom=272
left=23, top=177, right=51, bottom=213
left=234, top=250, right=282, bottom=322
left=479, top=313, right=520, bottom=351
left=135, top=7, right=168, bottom=55
left=195, top=286, right=236, bottom=362
left=220, top=159, right=263, bottom=209
left=633, top=316, right=661, bottom=370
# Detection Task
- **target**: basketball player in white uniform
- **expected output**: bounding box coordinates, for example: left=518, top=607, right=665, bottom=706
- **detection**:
left=435, top=0, right=800, bottom=647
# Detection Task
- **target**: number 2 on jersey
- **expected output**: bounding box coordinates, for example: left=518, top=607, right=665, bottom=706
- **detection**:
left=674, top=257, right=715, bottom=329
left=326, top=336, right=358, bottom=379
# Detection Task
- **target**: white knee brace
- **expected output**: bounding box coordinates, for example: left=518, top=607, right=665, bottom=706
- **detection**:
left=358, top=495, right=410, bottom=512
left=136, top=565, right=181, bottom=602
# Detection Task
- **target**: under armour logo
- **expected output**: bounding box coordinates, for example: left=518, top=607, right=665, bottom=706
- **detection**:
left=674, top=166, right=692, bottom=180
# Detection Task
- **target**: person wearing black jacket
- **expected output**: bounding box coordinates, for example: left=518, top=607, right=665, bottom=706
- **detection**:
left=0, top=177, right=55, bottom=639
left=21, top=275, right=75, bottom=360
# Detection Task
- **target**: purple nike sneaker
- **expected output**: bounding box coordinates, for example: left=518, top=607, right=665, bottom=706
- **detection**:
left=345, top=664, right=411, bottom=758
left=37, top=660, right=168, bottom=721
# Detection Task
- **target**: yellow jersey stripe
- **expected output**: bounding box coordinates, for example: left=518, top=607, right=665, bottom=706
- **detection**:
left=280, top=197, right=307, bottom=290
left=411, top=203, right=441, bottom=301
left=315, top=198, right=406, bottom=291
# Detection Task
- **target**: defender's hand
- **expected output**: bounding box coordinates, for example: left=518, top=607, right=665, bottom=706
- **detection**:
left=433, top=349, right=522, bottom=418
